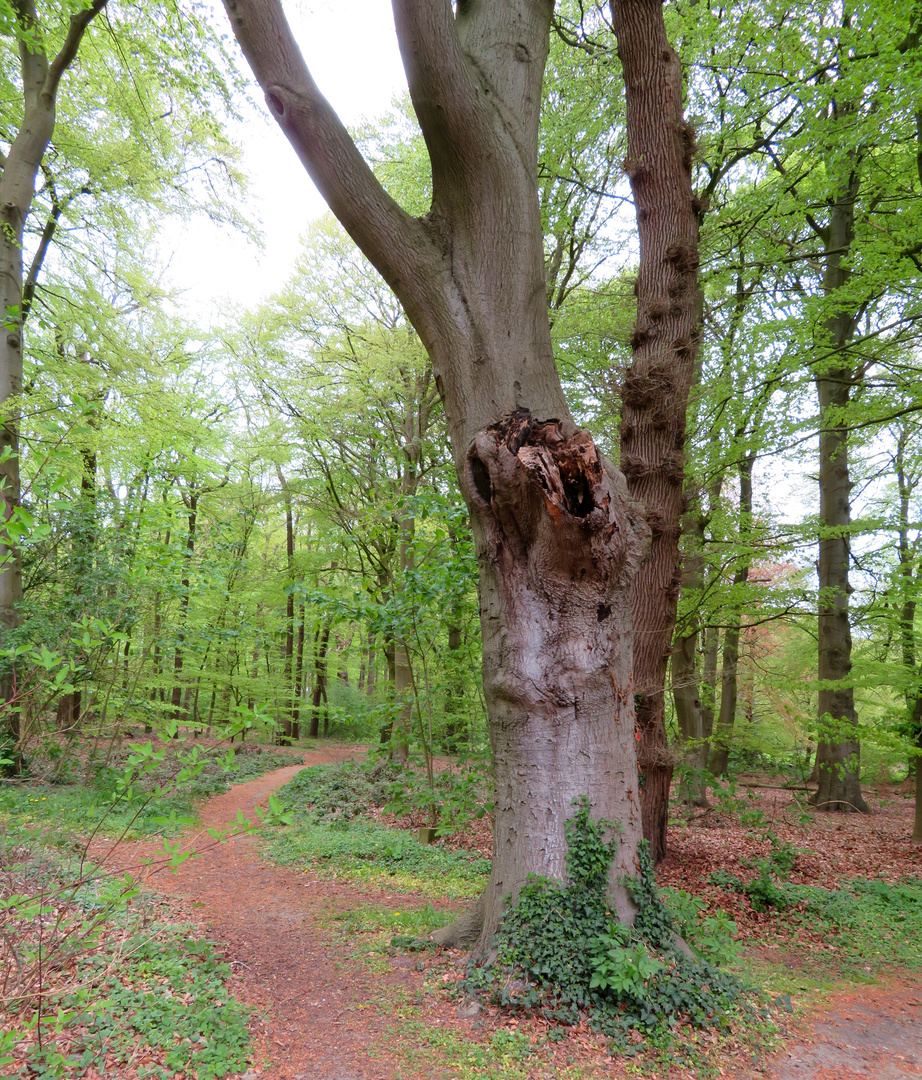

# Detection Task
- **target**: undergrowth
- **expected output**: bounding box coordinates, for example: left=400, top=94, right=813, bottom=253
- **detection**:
left=461, top=799, right=759, bottom=1051
left=711, top=863, right=922, bottom=968
left=264, top=816, right=490, bottom=899
left=0, top=847, right=250, bottom=1079
left=0, top=742, right=295, bottom=841
left=274, top=759, right=398, bottom=821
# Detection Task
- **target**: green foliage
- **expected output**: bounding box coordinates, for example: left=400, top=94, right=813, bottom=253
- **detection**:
left=5, top=914, right=250, bottom=1080
left=273, top=759, right=399, bottom=821
left=461, top=800, right=750, bottom=1045
left=265, top=769, right=491, bottom=897
left=0, top=742, right=295, bottom=842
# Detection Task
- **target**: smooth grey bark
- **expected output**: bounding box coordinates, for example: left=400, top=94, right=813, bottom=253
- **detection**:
left=223, top=0, right=648, bottom=952
left=0, top=0, right=107, bottom=757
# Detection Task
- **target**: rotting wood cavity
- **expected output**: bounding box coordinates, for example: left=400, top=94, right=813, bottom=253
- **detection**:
left=467, top=407, right=603, bottom=521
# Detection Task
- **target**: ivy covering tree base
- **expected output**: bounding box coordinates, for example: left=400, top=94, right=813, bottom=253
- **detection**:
left=461, top=798, right=755, bottom=1044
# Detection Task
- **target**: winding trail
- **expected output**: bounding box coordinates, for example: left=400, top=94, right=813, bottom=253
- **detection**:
left=104, top=752, right=922, bottom=1080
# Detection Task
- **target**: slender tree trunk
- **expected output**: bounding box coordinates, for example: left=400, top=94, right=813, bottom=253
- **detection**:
left=701, top=624, right=719, bottom=748
left=914, top=714, right=922, bottom=844
left=709, top=454, right=754, bottom=777
left=292, top=601, right=305, bottom=734
left=277, top=470, right=299, bottom=742
left=671, top=505, right=707, bottom=805
left=309, top=621, right=331, bottom=739
left=171, top=493, right=198, bottom=725
left=610, top=0, right=703, bottom=863
left=891, top=430, right=922, bottom=840
left=444, top=623, right=464, bottom=753
left=811, top=170, right=869, bottom=815
left=0, top=0, right=107, bottom=761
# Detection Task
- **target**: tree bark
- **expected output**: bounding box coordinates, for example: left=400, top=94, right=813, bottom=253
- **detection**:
left=309, top=620, right=331, bottom=739
left=171, top=492, right=198, bottom=724
left=224, top=0, right=648, bottom=953
left=610, top=0, right=703, bottom=862
left=0, top=0, right=107, bottom=758
left=671, top=503, right=707, bottom=805
left=709, top=454, right=755, bottom=776
left=811, top=169, right=869, bottom=815
left=277, top=469, right=299, bottom=742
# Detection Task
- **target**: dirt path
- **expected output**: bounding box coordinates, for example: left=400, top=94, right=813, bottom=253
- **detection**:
left=106, top=754, right=922, bottom=1080
left=104, top=747, right=470, bottom=1080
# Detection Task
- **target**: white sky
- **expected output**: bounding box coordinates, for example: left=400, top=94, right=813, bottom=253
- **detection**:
left=161, top=0, right=409, bottom=324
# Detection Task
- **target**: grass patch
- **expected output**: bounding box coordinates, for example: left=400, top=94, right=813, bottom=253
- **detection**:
left=263, top=817, right=490, bottom=898
left=263, top=763, right=491, bottom=897
left=331, top=900, right=454, bottom=938
left=389, top=1020, right=553, bottom=1080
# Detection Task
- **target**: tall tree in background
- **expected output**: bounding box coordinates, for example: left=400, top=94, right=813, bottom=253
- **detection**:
left=223, top=0, right=649, bottom=952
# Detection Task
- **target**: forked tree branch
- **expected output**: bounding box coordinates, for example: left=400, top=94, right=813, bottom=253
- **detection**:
left=390, top=0, right=481, bottom=163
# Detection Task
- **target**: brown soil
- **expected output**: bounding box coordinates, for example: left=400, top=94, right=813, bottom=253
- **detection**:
left=100, top=752, right=922, bottom=1080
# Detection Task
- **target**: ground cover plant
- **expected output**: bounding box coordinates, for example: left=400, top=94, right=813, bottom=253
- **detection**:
left=2, top=738, right=298, bottom=844
left=0, top=733, right=299, bottom=1078
left=254, top=754, right=922, bottom=1074
left=0, top=839, right=252, bottom=1079
left=265, top=762, right=491, bottom=898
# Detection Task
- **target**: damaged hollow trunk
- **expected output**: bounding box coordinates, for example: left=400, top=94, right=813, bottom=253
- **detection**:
left=611, top=0, right=704, bottom=862
left=433, top=411, right=647, bottom=951
left=223, top=0, right=649, bottom=959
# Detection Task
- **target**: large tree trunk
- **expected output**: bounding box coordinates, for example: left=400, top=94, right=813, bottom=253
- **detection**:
left=224, top=0, right=648, bottom=954
left=811, top=172, right=869, bottom=815
left=610, top=0, right=703, bottom=863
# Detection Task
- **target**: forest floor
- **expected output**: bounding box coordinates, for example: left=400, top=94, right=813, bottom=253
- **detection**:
left=93, top=749, right=922, bottom=1080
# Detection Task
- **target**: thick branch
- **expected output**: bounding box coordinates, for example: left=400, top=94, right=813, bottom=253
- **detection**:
left=46, top=0, right=108, bottom=101
left=391, top=0, right=480, bottom=157
left=222, top=0, right=431, bottom=297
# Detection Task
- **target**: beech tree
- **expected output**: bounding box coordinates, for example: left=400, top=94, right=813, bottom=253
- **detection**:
left=222, top=0, right=650, bottom=950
